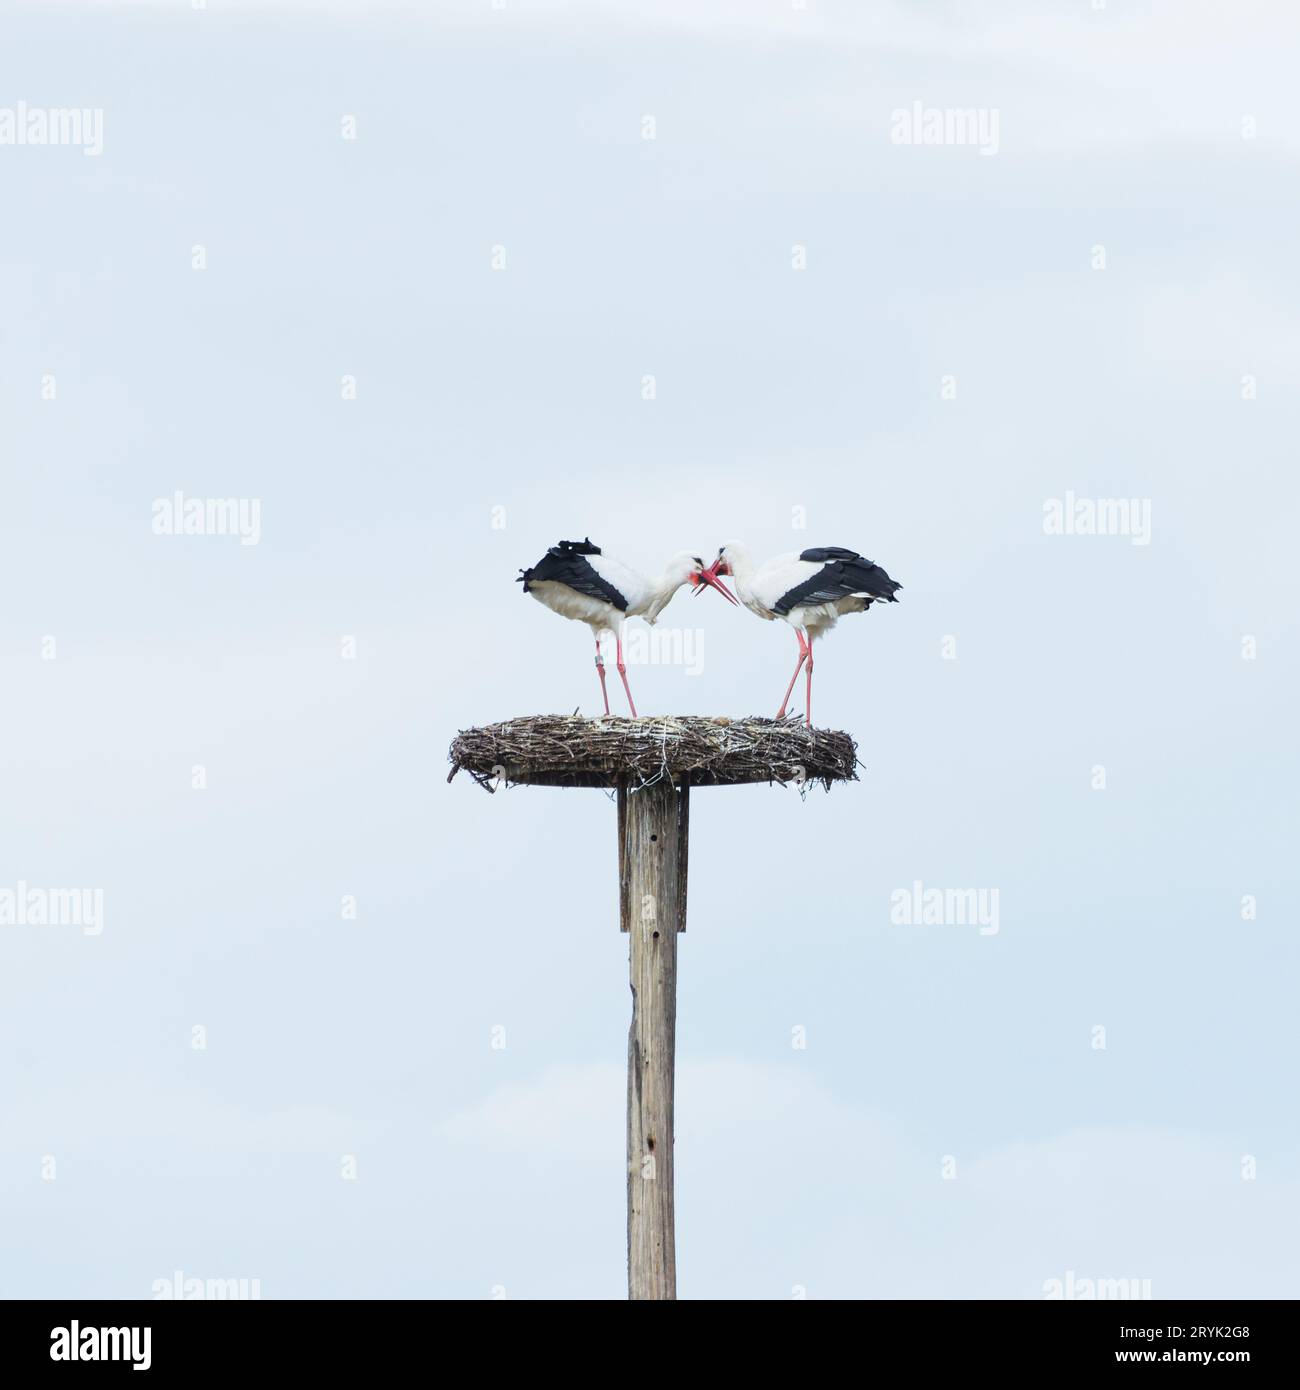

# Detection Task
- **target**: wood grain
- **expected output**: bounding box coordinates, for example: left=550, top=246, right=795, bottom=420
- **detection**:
left=623, top=778, right=686, bottom=1299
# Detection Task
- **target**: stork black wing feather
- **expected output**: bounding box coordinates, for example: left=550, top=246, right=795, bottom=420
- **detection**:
left=516, top=537, right=628, bottom=609
left=774, top=553, right=903, bottom=615
left=798, top=546, right=863, bottom=564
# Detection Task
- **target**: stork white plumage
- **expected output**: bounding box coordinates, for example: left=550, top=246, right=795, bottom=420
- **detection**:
left=699, top=542, right=902, bottom=726
left=518, top=538, right=737, bottom=716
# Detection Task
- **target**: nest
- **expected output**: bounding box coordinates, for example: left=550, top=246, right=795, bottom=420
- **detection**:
left=447, top=715, right=859, bottom=792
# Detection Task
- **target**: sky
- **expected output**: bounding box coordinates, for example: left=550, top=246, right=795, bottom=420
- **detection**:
left=1, top=0, right=1297, bottom=1299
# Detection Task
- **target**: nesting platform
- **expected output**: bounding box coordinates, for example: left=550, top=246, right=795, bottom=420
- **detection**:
left=446, top=714, right=859, bottom=792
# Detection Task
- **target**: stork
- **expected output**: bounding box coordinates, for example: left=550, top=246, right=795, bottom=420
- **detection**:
left=518, top=538, right=737, bottom=717
left=698, top=542, right=901, bottom=726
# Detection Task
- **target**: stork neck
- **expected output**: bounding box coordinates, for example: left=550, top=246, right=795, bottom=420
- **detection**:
left=643, top=565, right=686, bottom=624
left=724, top=546, right=758, bottom=592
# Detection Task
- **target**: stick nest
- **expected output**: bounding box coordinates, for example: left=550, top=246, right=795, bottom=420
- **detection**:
left=447, top=715, right=859, bottom=792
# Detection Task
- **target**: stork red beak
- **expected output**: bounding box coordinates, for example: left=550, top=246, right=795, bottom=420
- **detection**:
left=693, top=561, right=738, bottom=605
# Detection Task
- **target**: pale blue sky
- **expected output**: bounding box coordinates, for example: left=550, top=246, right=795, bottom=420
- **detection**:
left=1, top=0, right=1297, bottom=1298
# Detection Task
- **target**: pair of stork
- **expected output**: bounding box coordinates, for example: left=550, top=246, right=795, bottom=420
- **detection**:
left=518, top=538, right=902, bottom=726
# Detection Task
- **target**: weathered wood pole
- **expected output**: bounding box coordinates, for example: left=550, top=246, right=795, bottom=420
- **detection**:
left=448, top=717, right=859, bottom=1299
left=618, top=776, right=688, bottom=1301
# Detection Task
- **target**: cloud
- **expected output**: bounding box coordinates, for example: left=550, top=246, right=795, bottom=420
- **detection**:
left=441, top=1056, right=904, bottom=1161
left=443, top=1059, right=1300, bottom=1297
left=442, top=1061, right=623, bottom=1161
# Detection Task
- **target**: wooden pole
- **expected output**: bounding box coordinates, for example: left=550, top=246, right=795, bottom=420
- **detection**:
left=619, top=776, right=688, bottom=1300
left=449, top=717, right=859, bottom=1297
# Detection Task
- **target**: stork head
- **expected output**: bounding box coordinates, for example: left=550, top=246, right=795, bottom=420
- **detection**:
left=702, top=541, right=746, bottom=581
left=677, top=551, right=737, bottom=605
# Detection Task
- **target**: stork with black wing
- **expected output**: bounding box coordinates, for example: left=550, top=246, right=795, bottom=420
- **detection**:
left=518, top=538, right=736, bottom=716
left=695, top=542, right=902, bottom=726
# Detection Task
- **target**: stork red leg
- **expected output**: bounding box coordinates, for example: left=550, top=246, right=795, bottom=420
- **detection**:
left=776, top=630, right=808, bottom=719
left=804, top=630, right=814, bottom=728
left=616, top=630, right=638, bottom=718
left=594, top=633, right=610, bottom=715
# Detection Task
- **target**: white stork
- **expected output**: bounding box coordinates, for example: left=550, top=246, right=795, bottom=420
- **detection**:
left=518, top=538, right=737, bottom=716
left=699, top=542, right=901, bottom=726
